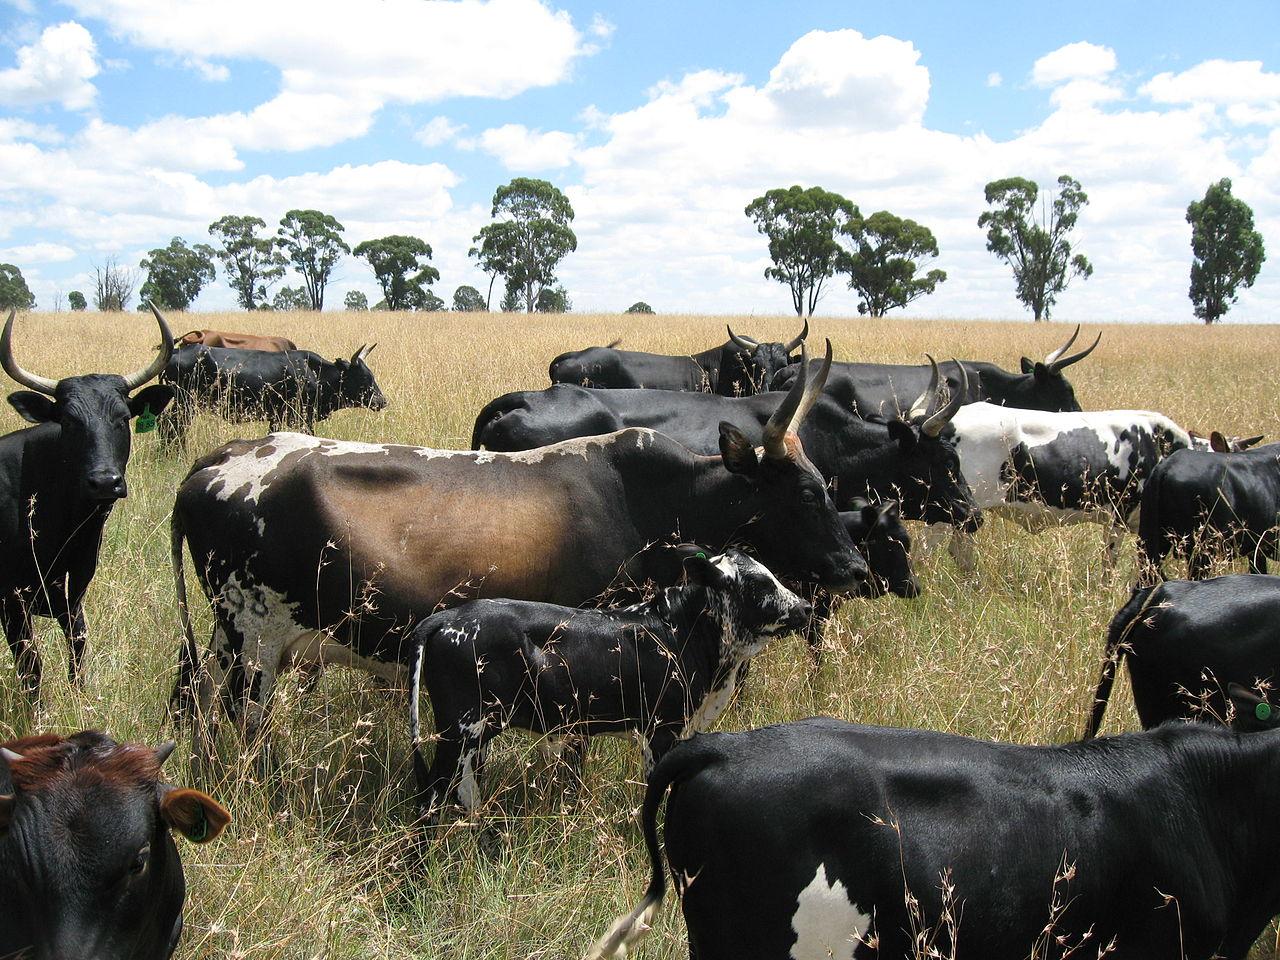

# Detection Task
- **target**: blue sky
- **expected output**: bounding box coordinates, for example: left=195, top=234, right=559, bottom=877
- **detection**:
left=1, top=0, right=1278, bottom=320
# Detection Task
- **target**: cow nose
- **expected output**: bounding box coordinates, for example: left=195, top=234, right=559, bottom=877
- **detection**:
left=87, top=472, right=127, bottom=500
left=900, top=578, right=922, bottom=600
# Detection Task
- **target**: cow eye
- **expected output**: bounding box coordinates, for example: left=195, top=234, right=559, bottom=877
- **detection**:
left=800, top=489, right=819, bottom=506
left=130, top=845, right=150, bottom=875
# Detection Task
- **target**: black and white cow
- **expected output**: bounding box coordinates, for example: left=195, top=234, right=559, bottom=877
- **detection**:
left=1086, top=574, right=1280, bottom=738
left=927, top=401, right=1212, bottom=570
left=408, top=549, right=809, bottom=823
left=590, top=717, right=1280, bottom=960
left=1139, top=441, right=1280, bottom=579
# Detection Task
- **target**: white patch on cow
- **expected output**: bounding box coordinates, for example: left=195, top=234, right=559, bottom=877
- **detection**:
left=683, top=667, right=740, bottom=736
left=206, top=431, right=322, bottom=505
left=790, top=863, right=870, bottom=960
left=457, top=717, right=488, bottom=812
left=422, top=429, right=655, bottom=465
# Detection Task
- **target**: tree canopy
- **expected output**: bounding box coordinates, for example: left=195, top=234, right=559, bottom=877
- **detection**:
left=452, top=285, right=486, bottom=312
left=67, top=290, right=86, bottom=311
left=139, top=237, right=216, bottom=310
left=0, top=264, right=35, bottom=311
left=277, top=209, right=349, bottom=310
left=344, top=290, right=369, bottom=311
left=839, top=211, right=946, bottom=317
left=272, top=286, right=309, bottom=311
left=1186, top=178, right=1266, bottom=324
left=209, top=215, right=287, bottom=310
left=745, top=185, right=857, bottom=317
left=353, top=235, right=440, bottom=311
left=626, top=301, right=654, bottom=314
left=471, top=178, right=577, bottom=314
left=978, top=175, right=1092, bottom=321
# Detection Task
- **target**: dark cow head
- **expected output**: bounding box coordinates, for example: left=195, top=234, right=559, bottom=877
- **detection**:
left=1202, top=431, right=1266, bottom=452
left=720, top=320, right=808, bottom=395
left=333, top=343, right=387, bottom=412
left=844, top=499, right=918, bottom=599
left=885, top=356, right=981, bottom=531
left=683, top=549, right=812, bottom=654
left=3, top=306, right=174, bottom=503
left=0, top=732, right=229, bottom=960
left=718, top=339, right=870, bottom=594
left=1012, top=325, right=1101, bottom=412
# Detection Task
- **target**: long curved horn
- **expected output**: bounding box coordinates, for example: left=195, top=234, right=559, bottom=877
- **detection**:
left=790, top=337, right=831, bottom=431
left=921, top=359, right=967, bottom=437
left=726, top=325, right=759, bottom=350
left=121, top=303, right=174, bottom=391
left=1044, top=324, right=1080, bottom=366
left=1048, top=331, right=1101, bottom=372
left=1, top=308, right=59, bottom=395
left=784, top=318, right=809, bottom=352
left=907, top=354, right=942, bottom=422
left=762, top=342, right=808, bottom=459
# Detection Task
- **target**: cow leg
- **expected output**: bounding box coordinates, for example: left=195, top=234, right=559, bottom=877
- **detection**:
left=192, top=624, right=235, bottom=776
left=803, top=584, right=832, bottom=665
left=2, top=597, right=40, bottom=699
left=644, top=727, right=681, bottom=778
left=557, top=733, right=589, bottom=802
left=1103, top=525, right=1124, bottom=573
left=56, top=604, right=88, bottom=686
left=421, top=715, right=491, bottom=824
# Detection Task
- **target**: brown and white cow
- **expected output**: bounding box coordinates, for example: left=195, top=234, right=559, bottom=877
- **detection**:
left=175, top=329, right=297, bottom=352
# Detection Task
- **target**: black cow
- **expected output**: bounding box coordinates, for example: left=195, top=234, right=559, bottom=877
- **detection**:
left=549, top=321, right=807, bottom=395
left=0, top=731, right=229, bottom=960
left=773, top=324, right=1101, bottom=416
left=0, top=306, right=173, bottom=696
left=408, top=549, right=810, bottom=824
left=169, top=343, right=867, bottom=762
left=158, top=342, right=386, bottom=444
left=1139, top=442, right=1280, bottom=578
left=474, top=350, right=980, bottom=529
left=1085, top=574, right=1280, bottom=738
left=590, top=717, right=1280, bottom=960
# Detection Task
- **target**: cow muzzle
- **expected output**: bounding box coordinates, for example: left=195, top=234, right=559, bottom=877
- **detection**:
left=86, top=471, right=127, bottom=501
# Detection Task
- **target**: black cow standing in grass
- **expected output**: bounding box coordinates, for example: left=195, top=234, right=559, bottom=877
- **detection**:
left=773, top=324, right=1101, bottom=416
left=1139, top=440, right=1280, bottom=578
left=158, top=342, right=386, bottom=445
left=1085, top=574, right=1280, bottom=738
left=0, top=306, right=173, bottom=697
left=549, top=321, right=807, bottom=395
left=408, top=549, right=810, bottom=824
left=0, top=731, right=229, bottom=960
left=590, top=717, right=1280, bottom=960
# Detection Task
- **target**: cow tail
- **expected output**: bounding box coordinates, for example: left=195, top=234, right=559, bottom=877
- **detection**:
left=408, top=626, right=430, bottom=804
left=168, top=505, right=200, bottom=722
left=1136, top=466, right=1168, bottom=581
left=470, top=393, right=524, bottom=450
left=1083, top=584, right=1157, bottom=739
left=584, top=737, right=724, bottom=960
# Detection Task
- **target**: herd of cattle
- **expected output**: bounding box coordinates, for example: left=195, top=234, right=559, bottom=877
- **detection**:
left=1, top=305, right=1280, bottom=958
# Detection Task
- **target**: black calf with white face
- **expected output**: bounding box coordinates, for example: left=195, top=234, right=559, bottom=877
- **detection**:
left=408, top=549, right=810, bottom=825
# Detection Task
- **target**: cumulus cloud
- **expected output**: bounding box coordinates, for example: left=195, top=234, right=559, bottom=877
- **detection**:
left=986, top=72, right=1002, bottom=88
left=1032, top=41, right=1117, bottom=86
left=416, top=116, right=465, bottom=148
left=0, top=21, right=99, bottom=110
left=477, top=124, right=580, bottom=170
left=0, top=242, right=77, bottom=263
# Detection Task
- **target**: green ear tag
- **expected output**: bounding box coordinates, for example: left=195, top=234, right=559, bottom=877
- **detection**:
left=695, top=552, right=707, bottom=560
left=189, top=806, right=208, bottom=842
left=1256, top=702, right=1272, bottom=722
left=135, top=406, right=156, bottom=434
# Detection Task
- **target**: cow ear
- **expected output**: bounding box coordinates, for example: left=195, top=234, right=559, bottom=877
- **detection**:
left=1031, top=361, right=1052, bottom=380
left=1209, top=431, right=1230, bottom=453
left=160, top=787, right=230, bottom=844
left=719, top=423, right=759, bottom=475
left=1019, top=357, right=1034, bottom=374
left=682, top=554, right=729, bottom=589
left=1227, top=683, right=1278, bottom=731
left=8, top=391, right=55, bottom=423
left=878, top=500, right=901, bottom=524
left=859, top=502, right=879, bottom=527
left=128, top=384, right=175, bottom=418
left=886, top=418, right=917, bottom=450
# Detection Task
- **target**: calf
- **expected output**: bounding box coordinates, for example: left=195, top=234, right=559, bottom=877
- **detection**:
left=1139, top=442, right=1280, bottom=578
left=176, top=328, right=297, bottom=352
left=0, top=731, right=229, bottom=960
left=590, top=717, right=1280, bottom=960
left=1085, top=574, right=1280, bottom=738
left=408, top=550, right=809, bottom=823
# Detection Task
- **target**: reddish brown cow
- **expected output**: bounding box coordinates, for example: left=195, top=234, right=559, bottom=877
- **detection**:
left=176, top=329, right=297, bottom=351
left=0, top=730, right=229, bottom=960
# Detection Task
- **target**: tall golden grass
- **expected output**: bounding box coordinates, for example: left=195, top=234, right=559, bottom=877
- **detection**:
left=1, top=309, right=1277, bottom=958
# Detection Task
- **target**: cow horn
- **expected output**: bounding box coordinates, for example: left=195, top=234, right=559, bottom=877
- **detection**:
left=1048, top=330, right=1101, bottom=372
left=784, top=318, right=809, bottom=352
left=907, top=354, right=942, bottom=422
left=1, top=308, right=59, bottom=395
left=921, top=359, right=967, bottom=438
left=1043, top=324, right=1079, bottom=366
left=0, top=748, right=22, bottom=763
left=791, top=337, right=831, bottom=430
left=121, top=303, right=174, bottom=391
left=762, top=342, right=807, bottom=459
left=364, top=342, right=377, bottom=359
left=726, top=325, right=759, bottom=350
left=153, top=741, right=176, bottom=767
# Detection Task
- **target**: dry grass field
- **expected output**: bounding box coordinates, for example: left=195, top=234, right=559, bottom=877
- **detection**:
left=1, top=308, right=1278, bottom=959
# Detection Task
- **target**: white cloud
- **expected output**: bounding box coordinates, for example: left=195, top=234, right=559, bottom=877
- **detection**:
left=986, top=72, right=1002, bottom=88
left=0, top=21, right=99, bottom=110
left=1032, top=41, right=1117, bottom=87
left=182, top=56, right=229, bottom=82
left=0, top=242, right=77, bottom=263
left=416, top=116, right=464, bottom=148
left=589, top=13, right=615, bottom=39
left=478, top=124, right=580, bottom=170
left=1143, top=59, right=1280, bottom=105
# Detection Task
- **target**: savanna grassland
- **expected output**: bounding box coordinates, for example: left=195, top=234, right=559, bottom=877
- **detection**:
left=1, top=309, right=1278, bottom=959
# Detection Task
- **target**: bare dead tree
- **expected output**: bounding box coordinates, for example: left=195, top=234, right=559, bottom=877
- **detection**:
left=92, top=256, right=138, bottom=311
